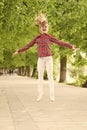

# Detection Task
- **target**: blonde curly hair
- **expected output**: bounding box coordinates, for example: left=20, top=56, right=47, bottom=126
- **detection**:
left=35, top=13, right=48, bottom=27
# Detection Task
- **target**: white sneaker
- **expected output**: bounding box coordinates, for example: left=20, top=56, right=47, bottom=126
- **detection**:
left=50, top=96, right=55, bottom=102
left=36, top=94, right=43, bottom=102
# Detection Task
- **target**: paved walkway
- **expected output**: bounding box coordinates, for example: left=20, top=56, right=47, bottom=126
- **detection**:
left=0, top=75, right=87, bottom=130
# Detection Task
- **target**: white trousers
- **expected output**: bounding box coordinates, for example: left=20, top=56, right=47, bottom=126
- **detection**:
left=37, top=56, right=55, bottom=99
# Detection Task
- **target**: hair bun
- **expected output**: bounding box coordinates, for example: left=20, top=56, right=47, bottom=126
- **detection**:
left=35, top=13, right=48, bottom=26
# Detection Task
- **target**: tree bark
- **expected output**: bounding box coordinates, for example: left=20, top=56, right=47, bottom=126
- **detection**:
left=31, top=67, right=37, bottom=77
left=18, top=66, right=24, bottom=76
left=25, top=66, right=30, bottom=77
left=59, top=56, right=67, bottom=82
left=18, top=67, right=21, bottom=75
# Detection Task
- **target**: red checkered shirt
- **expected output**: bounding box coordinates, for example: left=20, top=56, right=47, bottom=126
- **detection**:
left=18, top=33, right=73, bottom=57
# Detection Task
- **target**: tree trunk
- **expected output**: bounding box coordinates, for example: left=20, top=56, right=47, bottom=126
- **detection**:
left=18, top=67, right=21, bottom=75
left=18, top=66, right=24, bottom=76
left=25, top=66, right=30, bottom=77
left=59, top=56, right=67, bottom=82
left=21, top=66, right=25, bottom=76
left=31, top=67, right=37, bottom=77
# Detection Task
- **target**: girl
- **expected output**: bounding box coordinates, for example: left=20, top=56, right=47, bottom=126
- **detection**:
left=13, top=13, right=75, bottom=101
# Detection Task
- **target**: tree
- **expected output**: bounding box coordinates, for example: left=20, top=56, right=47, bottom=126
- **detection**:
left=46, top=0, right=87, bottom=82
left=0, top=0, right=87, bottom=84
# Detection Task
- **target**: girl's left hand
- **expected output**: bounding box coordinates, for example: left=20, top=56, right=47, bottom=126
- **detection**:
left=72, top=45, right=76, bottom=50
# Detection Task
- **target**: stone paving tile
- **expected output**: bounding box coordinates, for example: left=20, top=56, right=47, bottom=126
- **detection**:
left=0, top=75, right=87, bottom=130
left=5, top=88, right=39, bottom=130
left=0, top=88, right=15, bottom=130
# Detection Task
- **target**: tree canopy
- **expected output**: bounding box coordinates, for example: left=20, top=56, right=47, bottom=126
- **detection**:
left=0, top=0, right=87, bottom=84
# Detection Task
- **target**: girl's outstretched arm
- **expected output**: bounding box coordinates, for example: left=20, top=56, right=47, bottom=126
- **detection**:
left=13, top=35, right=40, bottom=56
left=48, top=34, right=76, bottom=50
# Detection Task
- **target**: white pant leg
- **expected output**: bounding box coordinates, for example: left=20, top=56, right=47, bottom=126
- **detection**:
left=45, top=56, right=55, bottom=100
left=37, top=58, right=45, bottom=96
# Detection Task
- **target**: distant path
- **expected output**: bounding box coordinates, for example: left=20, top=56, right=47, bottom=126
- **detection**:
left=0, top=75, right=87, bottom=130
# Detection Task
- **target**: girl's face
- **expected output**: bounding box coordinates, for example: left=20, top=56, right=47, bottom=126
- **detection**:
left=39, top=24, right=48, bottom=34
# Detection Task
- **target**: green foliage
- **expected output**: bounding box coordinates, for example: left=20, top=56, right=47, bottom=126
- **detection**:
left=74, top=75, right=87, bottom=87
left=48, top=0, right=87, bottom=59
left=0, top=0, right=87, bottom=83
left=71, top=50, right=87, bottom=67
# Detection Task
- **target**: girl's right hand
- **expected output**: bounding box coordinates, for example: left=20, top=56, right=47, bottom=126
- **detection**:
left=12, top=51, right=18, bottom=57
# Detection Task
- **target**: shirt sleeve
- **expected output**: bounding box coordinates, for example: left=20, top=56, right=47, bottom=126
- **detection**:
left=17, top=36, right=38, bottom=53
left=48, top=34, right=73, bottom=49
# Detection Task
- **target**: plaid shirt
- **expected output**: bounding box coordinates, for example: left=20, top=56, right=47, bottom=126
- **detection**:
left=18, top=33, right=73, bottom=57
